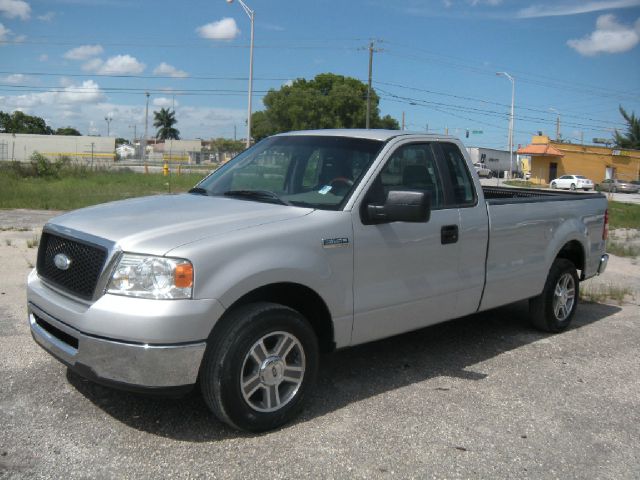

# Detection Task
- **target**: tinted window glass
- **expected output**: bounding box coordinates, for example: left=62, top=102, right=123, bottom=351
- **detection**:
left=369, top=143, right=443, bottom=209
left=439, top=142, right=475, bottom=206
left=196, top=135, right=383, bottom=210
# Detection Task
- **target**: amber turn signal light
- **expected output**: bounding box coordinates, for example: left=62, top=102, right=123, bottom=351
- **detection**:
left=175, top=263, right=194, bottom=288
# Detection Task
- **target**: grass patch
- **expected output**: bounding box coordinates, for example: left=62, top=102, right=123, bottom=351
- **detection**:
left=503, top=180, right=536, bottom=188
left=607, top=241, right=640, bottom=258
left=608, top=201, right=640, bottom=230
left=581, top=283, right=633, bottom=305
left=26, top=235, right=39, bottom=248
left=0, top=163, right=205, bottom=210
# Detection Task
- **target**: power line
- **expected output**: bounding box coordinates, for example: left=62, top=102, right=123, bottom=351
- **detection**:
left=374, top=80, right=628, bottom=128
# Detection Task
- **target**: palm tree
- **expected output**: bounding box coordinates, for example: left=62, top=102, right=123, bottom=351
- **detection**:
left=153, top=108, right=180, bottom=140
left=613, top=106, right=640, bottom=150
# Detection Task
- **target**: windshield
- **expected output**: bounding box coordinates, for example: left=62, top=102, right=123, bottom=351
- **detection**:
left=195, top=135, right=384, bottom=210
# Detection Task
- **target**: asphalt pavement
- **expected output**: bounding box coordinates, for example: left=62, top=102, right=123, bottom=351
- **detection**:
left=1, top=211, right=639, bottom=479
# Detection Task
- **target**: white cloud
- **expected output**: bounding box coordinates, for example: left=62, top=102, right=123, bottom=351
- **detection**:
left=0, top=21, right=10, bottom=40
left=63, top=44, right=104, bottom=60
left=38, top=53, right=48, bottom=62
left=58, top=80, right=105, bottom=103
left=153, top=62, right=188, bottom=78
left=567, top=14, right=640, bottom=55
left=153, top=97, right=179, bottom=108
left=37, top=11, right=54, bottom=22
left=83, top=54, right=146, bottom=75
left=469, top=0, right=502, bottom=5
left=197, top=17, right=240, bottom=40
left=0, top=80, right=105, bottom=109
left=2, top=73, right=28, bottom=84
left=518, top=0, right=640, bottom=18
left=0, top=0, right=30, bottom=20
left=98, top=54, right=145, bottom=74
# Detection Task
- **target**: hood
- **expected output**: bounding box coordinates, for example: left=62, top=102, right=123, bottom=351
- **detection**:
left=47, top=194, right=313, bottom=255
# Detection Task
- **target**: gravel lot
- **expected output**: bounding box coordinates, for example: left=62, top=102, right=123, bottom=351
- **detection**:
left=1, top=209, right=639, bottom=479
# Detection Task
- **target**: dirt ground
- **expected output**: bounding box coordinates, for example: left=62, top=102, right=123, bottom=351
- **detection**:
left=1, top=208, right=639, bottom=479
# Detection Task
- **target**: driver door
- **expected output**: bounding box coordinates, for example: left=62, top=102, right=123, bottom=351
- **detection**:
left=350, top=142, right=461, bottom=345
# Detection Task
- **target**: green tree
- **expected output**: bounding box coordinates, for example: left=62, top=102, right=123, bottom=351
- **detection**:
left=250, top=73, right=399, bottom=140
left=115, top=137, right=128, bottom=145
left=209, top=137, right=245, bottom=154
left=0, top=110, right=53, bottom=134
left=613, top=106, right=640, bottom=150
left=55, top=127, right=81, bottom=136
left=153, top=108, right=180, bottom=140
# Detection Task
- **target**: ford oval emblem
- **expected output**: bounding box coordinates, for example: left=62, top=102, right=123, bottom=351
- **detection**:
left=53, top=253, right=71, bottom=271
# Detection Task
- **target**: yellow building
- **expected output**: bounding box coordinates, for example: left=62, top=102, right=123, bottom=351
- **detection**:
left=517, top=135, right=640, bottom=185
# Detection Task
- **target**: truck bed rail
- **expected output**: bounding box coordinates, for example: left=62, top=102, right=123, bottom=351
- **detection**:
left=483, top=186, right=604, bottom=205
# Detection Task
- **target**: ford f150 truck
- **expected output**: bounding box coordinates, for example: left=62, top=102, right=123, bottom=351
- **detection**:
left=28, top=130, right=609, bottom=432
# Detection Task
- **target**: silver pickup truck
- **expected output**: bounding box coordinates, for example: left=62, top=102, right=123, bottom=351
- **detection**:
left=28, top=130, right=609, bottom=432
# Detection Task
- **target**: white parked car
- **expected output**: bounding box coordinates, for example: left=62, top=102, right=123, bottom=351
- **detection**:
left=550, top=175, right=594, bottom=191
left=473, top=162, right=493, bottom=178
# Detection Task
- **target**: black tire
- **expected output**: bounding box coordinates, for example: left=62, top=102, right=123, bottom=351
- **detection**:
left=529, top=258, right=579, bottom=333
left=200, top=302, right=319, bottom=432
left=551, top=182, right=557, bottom=189
left=570, top=183, right=576, bottom=191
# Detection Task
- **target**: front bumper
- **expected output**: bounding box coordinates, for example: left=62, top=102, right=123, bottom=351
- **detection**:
left=27, top=270, right=225, bottom=390
left=29, top=303, right=207, bottom=390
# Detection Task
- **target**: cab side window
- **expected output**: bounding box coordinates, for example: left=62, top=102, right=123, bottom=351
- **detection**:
left=438, top=142, right=476, bottom=207
left=368, top=143, right=443, bottom=209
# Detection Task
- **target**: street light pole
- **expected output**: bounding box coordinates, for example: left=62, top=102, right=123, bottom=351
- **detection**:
left=496, top=72, right=515, bottom=178
left=227, top=0, right=254, bottom=149
left=105, top=116, right=113, bottom=137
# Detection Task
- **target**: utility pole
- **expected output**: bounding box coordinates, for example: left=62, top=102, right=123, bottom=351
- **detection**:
left=143, top=91, right=150, bottom=161
left=366, top=40, right=382, bottom=129
left=556, top=115, right=560, bottom=141
left=401, top=112, right=405, bottom=131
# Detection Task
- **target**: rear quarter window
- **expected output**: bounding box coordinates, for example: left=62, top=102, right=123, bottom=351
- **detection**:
left=438, top=142, right=476, bottom=207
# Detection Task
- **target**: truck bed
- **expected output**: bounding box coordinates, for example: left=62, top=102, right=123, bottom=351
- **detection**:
left=482, top=186, right=604, bottom=205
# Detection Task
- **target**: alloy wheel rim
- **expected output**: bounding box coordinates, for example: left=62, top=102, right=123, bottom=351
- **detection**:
left=553, top=273, right=575, bottom=322
left=240, top=331, right=305, bottom=413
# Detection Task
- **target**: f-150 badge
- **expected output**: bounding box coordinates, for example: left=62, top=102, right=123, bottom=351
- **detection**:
left=322, top=237, right=350, bottom=248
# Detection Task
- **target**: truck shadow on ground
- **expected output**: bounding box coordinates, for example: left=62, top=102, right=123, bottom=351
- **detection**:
left=66, top=300, right=620, bottom=441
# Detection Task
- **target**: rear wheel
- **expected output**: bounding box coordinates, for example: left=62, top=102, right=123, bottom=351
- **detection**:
left=529, top=258, right=579, bottom=333
left=570, top=183, right=576, bottom=191
left=200, top=302, right=319, bottom=432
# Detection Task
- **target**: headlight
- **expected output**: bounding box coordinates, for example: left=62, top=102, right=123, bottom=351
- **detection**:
left=107, top=254, right=193, bottom=299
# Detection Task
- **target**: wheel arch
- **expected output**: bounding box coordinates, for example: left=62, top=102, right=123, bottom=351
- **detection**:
left=217, top=282, right=335, bottom=353
left=555, top=239, right=585, bottom=277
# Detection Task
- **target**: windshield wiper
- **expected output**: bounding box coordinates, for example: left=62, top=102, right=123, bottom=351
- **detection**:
left=188, top=187, right=209, bottom=195
left=223, top=189, right=290, bottom=206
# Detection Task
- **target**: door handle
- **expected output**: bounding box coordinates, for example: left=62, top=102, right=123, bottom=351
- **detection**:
left=441, top=225, right=459, bottom=244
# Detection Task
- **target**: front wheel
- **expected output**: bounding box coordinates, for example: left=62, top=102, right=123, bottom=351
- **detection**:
left=529, top=258, right=579, bottom=333
left=570, top=183, right=576, bottom=191
left=551, top=182, right=557, bottom=189
left=200, top=302, right=319, bottom=432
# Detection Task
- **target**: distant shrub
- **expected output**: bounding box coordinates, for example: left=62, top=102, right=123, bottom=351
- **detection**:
left=30, top=152, right=60, bottom=178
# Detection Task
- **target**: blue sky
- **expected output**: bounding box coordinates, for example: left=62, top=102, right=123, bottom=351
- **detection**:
left=1, top=0, right=639, bottom=150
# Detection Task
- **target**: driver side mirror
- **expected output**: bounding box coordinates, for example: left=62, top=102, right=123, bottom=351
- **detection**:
left=365, top=190, right=431, bottom=224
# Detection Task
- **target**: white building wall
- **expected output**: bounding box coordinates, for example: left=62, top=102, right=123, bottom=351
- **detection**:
left=0, top=133, right=115, bottom=162
left=466, top=147, right=518, bottom=174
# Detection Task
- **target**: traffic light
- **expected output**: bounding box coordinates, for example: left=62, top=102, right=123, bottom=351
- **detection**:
left=465, top=129, right=469, bottom=138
